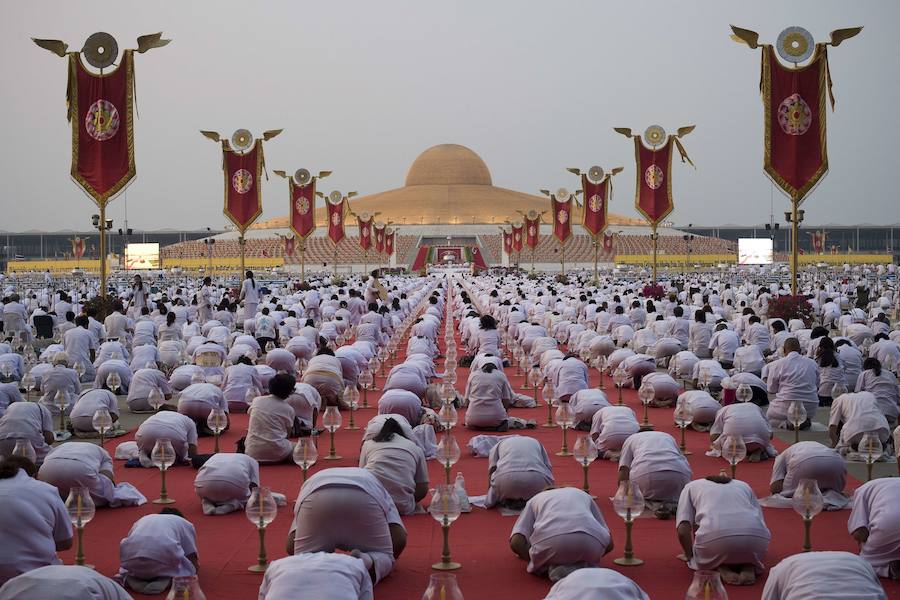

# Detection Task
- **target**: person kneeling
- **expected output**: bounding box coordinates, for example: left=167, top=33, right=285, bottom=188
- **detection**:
left=509, top=488, right=612, bottom=581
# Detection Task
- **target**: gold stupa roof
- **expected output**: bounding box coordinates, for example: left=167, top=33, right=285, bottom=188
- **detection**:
left=253, top=144, right=646, bottom=228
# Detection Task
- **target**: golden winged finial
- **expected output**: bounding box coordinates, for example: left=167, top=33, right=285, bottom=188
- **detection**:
left=199, top=130, right=221, bottom=142
left=136, top=32, right=171, bottom=53
left=676, top=125, right=696, bottom=138
left=829, top=27, right=863, bottom=47
left=262, top=129, right=283, bottom=141
left=317, top=170, right=332, bottom=179
left=566, top=167, right=581, bottom=176
left=272, top=170, right=288, bottom=178
left=539, top=189, right=551, bottom=197
left=610, top=167, right=625, bottom=176
left=347, top=191, right=359, bottom=198
left=613, top=127, right=633, bottom=138
left=32, top=38, right=69, bottom=57
left=729, top=25, right=760, bottom=49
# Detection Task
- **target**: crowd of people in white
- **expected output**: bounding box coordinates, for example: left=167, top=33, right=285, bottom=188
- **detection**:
left=0, top=264, right=896, bottom=598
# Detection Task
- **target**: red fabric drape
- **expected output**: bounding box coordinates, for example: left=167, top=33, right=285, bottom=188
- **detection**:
left=524, top=218, right=539, bottom=250
left=634, top=137, right=674, bottom=226
left=357, top=217, right=373, bottom=251
left=502, top=230, right=513, bottom=254
left=327, top=198, right=347, bottom=245
left=374, top=225, right=385, bottom=253
left=762, top=45, right=829, bottom=202
left=581, top=174, right=610, bottom=238
left=223, top=140, right=264, bottom=232
left=551, top=195, right=573, bottom=243
left=289, top=178, right=316, bottom=240
left=69, top=51, right=135, bottom=205
left=384, top=231, right=395, bottom=256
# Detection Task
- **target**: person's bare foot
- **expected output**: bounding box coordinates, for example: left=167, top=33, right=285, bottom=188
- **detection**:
left=748, top=449, right=764, bottom=463
left=738, top=565, right=757, bottom=585
left=719, top=566, right=741, bottom=585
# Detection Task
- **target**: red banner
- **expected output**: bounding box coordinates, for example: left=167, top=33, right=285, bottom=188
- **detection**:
left=283, top=236, right=296, bottom=257
left=289, top=178, right=316, bottom=240
left=551, top=195, right=573, bottom=243
left=374, top=225, right=385, bottom=253
left=581, top=174, right=610, bottom=238
left=762, top=45, right=829, bottom=203
left=71, top=237, right=85, bottom=259
left=384, top=230, right=395, bottom=256
left=524, top=218, right=539, bottom=250
left=810, top=231, right=825, bottom=254
left=502, top=230, right=513, bottom=254
left=68, top=51, right=135, bottom=206
left=603, top=232, right=615, bottom=254
left=633, top=137, right=674, bottom=226
left=223, top=140, right=265, bottom=232
left=326, top=197, right=347, bottom=245
left=357, top=216, right=373, bottom=251
left=511, top=225, right=527, bottom=252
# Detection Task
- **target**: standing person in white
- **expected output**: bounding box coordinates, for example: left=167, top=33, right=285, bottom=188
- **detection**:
left=239, top=270, right=260, bottom=323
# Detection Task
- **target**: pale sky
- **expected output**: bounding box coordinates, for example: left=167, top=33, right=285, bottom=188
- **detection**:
left=2, top=0, right=898, bottom=231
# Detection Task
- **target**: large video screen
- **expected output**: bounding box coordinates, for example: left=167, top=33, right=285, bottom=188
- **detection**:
left=738, top=238, right=773, bottom=265
left=125, top=243, right=160, bottom=270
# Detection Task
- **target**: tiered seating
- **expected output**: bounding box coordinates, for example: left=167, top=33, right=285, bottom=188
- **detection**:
left=161, top=235, right=418, bottom=266
left=479, top=233, right=736, bottom=262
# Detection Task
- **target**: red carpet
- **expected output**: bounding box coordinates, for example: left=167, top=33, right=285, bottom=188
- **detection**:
left=59, top=350, right=900, bottom=599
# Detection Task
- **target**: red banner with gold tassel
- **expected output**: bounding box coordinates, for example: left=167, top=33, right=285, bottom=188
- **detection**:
left=603, top=232, right=615, bottom=254
left=71, top=236, right=86, bottom=259
left=384, top=229, right=395, bottom=256
left=327, top=197, right=347, bottom=245
left=762, top=44, right=830, bottom=202
left=67, top=50, right=135, bottom=206
left=581, top=174, right=611, bottom=238
left=524, top=218, right=539, bottom=250
left=223, top=140, right=265, bottom=232
left=357, top=215, right=373, bottom=251
left=502, top=229, right=513, bottom=255
left=282, top=235, right=295, bottom=258
left=551, top=195, right=573, bottom=243
left=634, top=138, right=676, bottom=226
left=289, top=178, right=316, bottom=240
left=374, top=224, right=385, bottom=253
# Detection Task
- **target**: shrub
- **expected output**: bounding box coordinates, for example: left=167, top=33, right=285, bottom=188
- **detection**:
left=642, top=284, right=665, bottom=300
left=768, top=294, right=814, bottom=327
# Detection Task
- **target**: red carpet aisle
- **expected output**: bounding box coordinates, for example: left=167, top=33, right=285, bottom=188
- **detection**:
left=58, top=337, right=900, bottom=599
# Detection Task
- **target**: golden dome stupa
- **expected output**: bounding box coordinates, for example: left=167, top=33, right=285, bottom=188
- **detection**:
left=253, top=143, right=645, bottom=228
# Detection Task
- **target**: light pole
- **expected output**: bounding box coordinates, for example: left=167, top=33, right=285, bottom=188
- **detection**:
left=203, top=238, right=216, bottom=273
left=785, top=208, right=805, bottom=295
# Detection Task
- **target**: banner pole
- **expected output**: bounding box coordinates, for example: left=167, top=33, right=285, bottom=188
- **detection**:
left=99, top=203, right=107, bottom=297
left=791, top=200, right=799, bottom=295
left=593, top=237, right=599, bottom=283
left=300, top=241, right=306, bottom=283
left=652, top=224, right=658, bottom=283
left=561, top=239, right=566, bottom=275
left=364, top=249, right=368, bottom=276
left=333, top=243, right=338, bottom=277
left=239, top=234, right=246, bottom=278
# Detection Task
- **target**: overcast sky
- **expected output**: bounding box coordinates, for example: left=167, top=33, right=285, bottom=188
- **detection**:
left=2, top=0, right=898, bottom=232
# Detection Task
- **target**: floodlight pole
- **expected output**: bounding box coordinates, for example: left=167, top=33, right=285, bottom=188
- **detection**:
left=651, top=225, right=659, bottom=283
